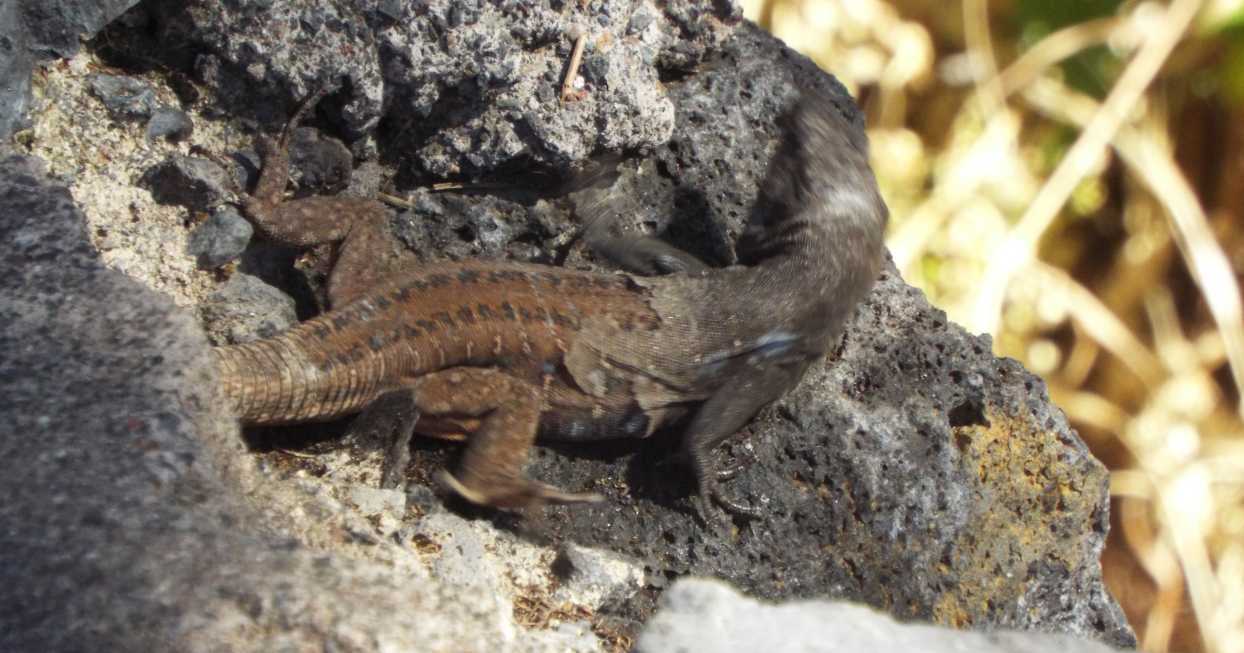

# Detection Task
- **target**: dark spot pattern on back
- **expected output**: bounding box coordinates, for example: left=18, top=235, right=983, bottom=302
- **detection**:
left=552, top=310, right=578, bottom=329
left=488, top=270, right=525, bottom=284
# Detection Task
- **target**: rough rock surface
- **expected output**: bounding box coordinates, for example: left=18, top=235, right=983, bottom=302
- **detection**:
left=636, top=578, right=1125, bottom=653
left=3, top=0, right=1136, bottom=650
left=0, top=0, right=143, bottom=138
left=119, top=0, right=740, bottom=176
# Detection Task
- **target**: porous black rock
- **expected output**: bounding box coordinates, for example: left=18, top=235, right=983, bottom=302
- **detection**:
left=287, top=126, right=354, bottom=194
left=98, top=0, right=740, bottom=177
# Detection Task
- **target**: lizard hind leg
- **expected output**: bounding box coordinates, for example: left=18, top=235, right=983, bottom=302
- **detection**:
left=412, top=368, right=603, bottom=510
left=341, top=388, right=421, bottom=490
left=679, top=365, right=805, bottom=527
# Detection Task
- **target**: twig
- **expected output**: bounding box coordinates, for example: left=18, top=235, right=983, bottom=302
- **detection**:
left=377, top=192, right=416, bottom=209
left=963, top=0, right=1003, bottom=113
left=561, top=31, right=587, bottom=102
left=377, top=182, right=514, bottom=209
left=276, top=448, right=318, bottom=459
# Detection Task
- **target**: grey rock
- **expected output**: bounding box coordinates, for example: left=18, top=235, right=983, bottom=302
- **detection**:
left=392, top=190, right=554, bottom=263
left=347, top=485, right=406, bottom=518
left=288, top=126, right=353, bottom=194
left=187, top=206, right=253, bottom=269
left=636, top=578, right=1127, bottom=653
left=199, top=272, right=297, bottom=345
left=552, top=543, right=646, bottom=607
left=226, top=147, right=263, bottom=194
left=89, top=73, right=158, bottom=119
left=0, top=0, right=142, bottom=139
left=0, top=0, right=34, bottom=139
left=145, top=106, right=194, bottom=140
left=413, top=512, right=502, bottom=592
left=122, top=0, right=741, bottom=176
left=21, top=0, right=143, bottom=58
left=141, top=155, right=231, bottom=211
left=346, top=159, right=388, bottom=199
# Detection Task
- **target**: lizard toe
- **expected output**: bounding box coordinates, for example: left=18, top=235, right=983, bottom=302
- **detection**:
left=437, top=469, right=603, bottom=510
left=712, top=488, right=763, bottom=520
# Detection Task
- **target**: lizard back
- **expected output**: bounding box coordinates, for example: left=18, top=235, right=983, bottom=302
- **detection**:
left=214, top=260, right=658, bottom=424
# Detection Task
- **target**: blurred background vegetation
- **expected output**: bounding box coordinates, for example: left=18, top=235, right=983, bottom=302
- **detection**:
left=742, top=1, right=1244, bottom=651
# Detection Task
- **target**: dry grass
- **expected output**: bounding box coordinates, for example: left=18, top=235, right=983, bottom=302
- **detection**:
left=744, top=1, right=1244, bottom=651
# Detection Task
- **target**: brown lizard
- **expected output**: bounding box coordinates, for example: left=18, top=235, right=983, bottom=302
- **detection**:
left=212, top=82, right=889, bottom=517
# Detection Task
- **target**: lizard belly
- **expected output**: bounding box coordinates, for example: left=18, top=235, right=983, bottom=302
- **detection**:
left=538, top=378, right=690, bottom=442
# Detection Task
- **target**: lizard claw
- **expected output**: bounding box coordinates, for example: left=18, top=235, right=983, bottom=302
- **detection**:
left=437, top=470, right=604, bottom=510
left=711, top=488, right=764, bottom=520
left=692, top=479, right=763, bottom=531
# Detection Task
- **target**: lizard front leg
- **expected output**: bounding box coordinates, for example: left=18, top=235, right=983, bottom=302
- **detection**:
left=583, top=227, right=709, bottom=276
left=408, top=368, right=604, bottom=509
left=240, top=97, right=413, bottom=308
left=567, top=156, right=708, bottom=276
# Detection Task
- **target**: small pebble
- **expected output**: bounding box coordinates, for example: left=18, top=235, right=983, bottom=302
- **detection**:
left=141, top=155, right=232, bottom=211
left=145, top=107, right=194, bottom=141
left=199, top=272, right=297, bottom=345
left=89, top=74, right=158, bottom=119
left=187, top=206, right=253, bottom=269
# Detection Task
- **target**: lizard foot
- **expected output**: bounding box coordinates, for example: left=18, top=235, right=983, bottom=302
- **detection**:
left=341, top=390, right=420, bottom=490
left=436, top=470, right=604, bottom=510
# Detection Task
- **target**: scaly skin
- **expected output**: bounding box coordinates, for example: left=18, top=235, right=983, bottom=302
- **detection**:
left=212, top=82, right=889, bottom=516
left=214, top=262, right=653, bottom=424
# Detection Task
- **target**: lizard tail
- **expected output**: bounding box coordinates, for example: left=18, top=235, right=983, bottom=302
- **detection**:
left=213, top=333, right=369, bottom=425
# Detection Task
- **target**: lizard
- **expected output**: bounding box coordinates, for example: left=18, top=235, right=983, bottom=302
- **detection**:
left=211, top=81, right=889, bottom=518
